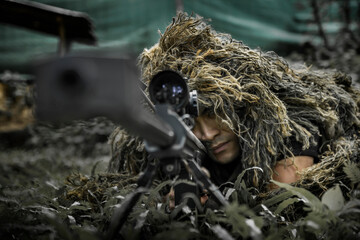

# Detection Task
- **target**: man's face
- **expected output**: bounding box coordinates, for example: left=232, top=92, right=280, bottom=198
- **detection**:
left=192, top=114, right=240, bottom=164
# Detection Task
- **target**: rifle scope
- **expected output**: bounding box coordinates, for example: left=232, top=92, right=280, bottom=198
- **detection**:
left=149, top=70, right=198, bottom=117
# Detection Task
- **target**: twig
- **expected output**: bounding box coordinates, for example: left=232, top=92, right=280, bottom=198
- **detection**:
left=341, top=0, right=359, bottom=45
left=311, top=0, right=332, bottom=50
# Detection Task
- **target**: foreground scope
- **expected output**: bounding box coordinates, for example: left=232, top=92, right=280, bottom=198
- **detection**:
left=149, top=70, right=198, bottom=117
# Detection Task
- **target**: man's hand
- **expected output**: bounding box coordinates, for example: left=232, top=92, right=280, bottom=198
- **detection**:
left=166, top=187, right=209, bottom=211
left=165, top=167, right=210, bottom=211
left=269, top=155, right=314, bottom=189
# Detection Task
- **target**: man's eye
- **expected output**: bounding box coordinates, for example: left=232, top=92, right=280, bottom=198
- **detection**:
left=199, top=108, right=212, bottom=116
left=191, top=123, right=201, bottom=136
left=203, top=111, right=216, bottom=119
left=192, top=124, right=198, bottom=133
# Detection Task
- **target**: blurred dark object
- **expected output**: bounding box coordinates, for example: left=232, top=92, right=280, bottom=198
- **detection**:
left=0, top=0, right=97, bottom=55
left=35, top=56, right=139, bottom=123
left=35, top=55, right=178, bottom=148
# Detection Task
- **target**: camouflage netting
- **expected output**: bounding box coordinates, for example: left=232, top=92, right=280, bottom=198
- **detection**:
left=108, top=13, right=360, bottom=193
left=0, top=71, right=34, bottom=132
left=64, top=172, right=138, bottom=210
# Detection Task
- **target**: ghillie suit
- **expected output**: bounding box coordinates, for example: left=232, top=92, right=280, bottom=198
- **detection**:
left=108, top=13, right=360, bottom=193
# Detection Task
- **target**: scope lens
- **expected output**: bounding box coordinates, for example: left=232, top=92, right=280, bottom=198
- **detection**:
left=155, top=81, right=184, bottom=104
left=149, top=71, right=188, bottom=109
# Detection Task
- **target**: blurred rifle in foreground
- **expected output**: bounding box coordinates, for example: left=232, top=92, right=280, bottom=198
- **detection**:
left=34, top=55, right=228, bottom=239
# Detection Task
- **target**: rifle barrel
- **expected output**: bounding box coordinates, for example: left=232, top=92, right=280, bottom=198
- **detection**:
left=111, top=107, right=175, bottom=148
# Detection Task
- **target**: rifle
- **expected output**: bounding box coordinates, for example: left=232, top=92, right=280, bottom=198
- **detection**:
left=34, top=55, right=229, bottom=239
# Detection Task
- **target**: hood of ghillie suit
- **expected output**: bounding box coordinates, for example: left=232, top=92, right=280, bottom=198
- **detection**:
left=108, top=13, right=360, bottom=190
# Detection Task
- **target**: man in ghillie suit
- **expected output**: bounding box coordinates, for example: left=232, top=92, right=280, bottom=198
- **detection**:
left=108, top=13, right=360, bottom=198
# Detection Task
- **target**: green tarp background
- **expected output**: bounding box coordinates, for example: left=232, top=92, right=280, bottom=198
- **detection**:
left=0, top=0, right=359, bottom=71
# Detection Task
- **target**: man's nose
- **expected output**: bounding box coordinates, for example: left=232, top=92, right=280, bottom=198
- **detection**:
left=196, top=121, right=220, bottom=141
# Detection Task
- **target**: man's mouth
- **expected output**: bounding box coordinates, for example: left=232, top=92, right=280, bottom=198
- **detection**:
left=212, top=141, right=229, bottom=154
